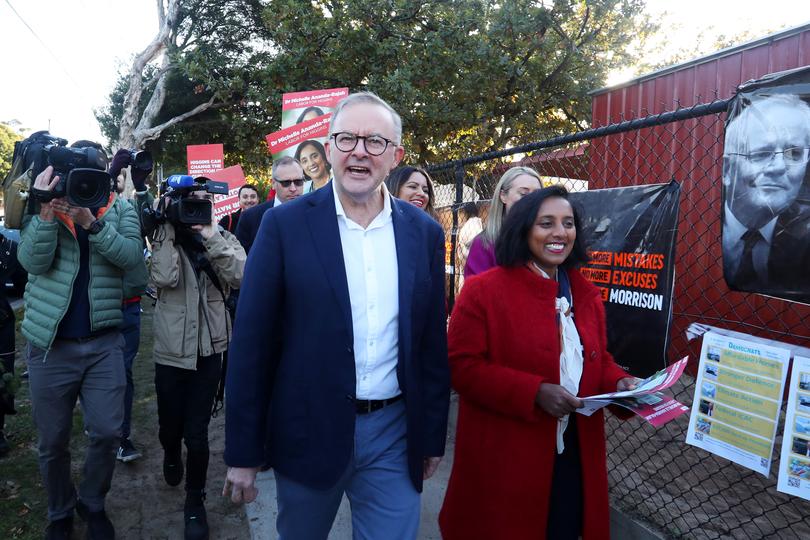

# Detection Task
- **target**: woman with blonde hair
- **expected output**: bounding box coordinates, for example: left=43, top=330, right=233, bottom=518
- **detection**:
left=464, top=166, right=542, bottom=278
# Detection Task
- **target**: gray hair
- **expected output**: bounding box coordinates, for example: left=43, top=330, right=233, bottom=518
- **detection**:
left=483, top=167, right=543, bottom=245
left=329, top=91, right=403, bottom=144
left=724, top=93, right=810, bottom=155
left=272, top=155, right=303, bottom=178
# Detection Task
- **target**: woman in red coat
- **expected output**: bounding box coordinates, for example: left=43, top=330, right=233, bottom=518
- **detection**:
left=439, top=185, right=637, bottom=540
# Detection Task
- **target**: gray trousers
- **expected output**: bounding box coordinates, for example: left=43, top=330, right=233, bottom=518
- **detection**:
left=27, top=331, right=125, bottom=521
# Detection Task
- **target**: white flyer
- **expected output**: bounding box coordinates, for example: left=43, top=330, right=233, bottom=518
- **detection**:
left=777, top=356, right=810, bottom=500
left=685, top=331, right=789, bottom=476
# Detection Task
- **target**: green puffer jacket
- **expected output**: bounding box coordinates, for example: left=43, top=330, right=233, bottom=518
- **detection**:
left=121, top=191, right=153, bottom=299
left=18, top=195, right=144, bottom=350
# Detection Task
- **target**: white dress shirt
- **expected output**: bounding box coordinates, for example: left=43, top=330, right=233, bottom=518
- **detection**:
left=723, top=203, right=777, bottom=282
left=333, top=183, right=400, bottom=399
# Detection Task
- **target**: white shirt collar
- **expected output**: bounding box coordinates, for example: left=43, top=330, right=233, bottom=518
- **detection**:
left=332, top=181, right=393, bottom=229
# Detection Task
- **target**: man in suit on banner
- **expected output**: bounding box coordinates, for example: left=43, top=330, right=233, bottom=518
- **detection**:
left=223, top=92, right=450, bottom=539
left=722, top=93, right=810, bottom=302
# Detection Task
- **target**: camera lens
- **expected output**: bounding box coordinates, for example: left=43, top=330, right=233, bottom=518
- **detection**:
left=178, top=198, right=212, bottom=225
left=66, top=169, right=111, bottom=208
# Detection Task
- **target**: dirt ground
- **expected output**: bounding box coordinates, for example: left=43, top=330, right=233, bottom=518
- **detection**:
left=1, top=300, right=251, bottom=540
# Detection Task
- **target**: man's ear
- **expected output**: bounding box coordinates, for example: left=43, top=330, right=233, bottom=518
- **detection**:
left=392, top=145, right=405, bottom=168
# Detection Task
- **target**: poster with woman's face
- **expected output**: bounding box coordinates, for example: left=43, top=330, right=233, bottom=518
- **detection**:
left=264, top=88, right=346, bottom=192
left=280, top=88, right=348, bottom=129
left=721, top=67, right=810, bottom=304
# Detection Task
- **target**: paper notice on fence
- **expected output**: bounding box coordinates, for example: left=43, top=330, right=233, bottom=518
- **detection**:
left=576, top=356, right=690, bottom=426
left=777, top=356, right=810, bottom=500
left=685, top=331, right=789, bottom=476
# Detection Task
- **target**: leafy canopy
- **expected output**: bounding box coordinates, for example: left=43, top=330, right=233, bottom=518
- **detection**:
left=98, top=0, right=652, bottom=174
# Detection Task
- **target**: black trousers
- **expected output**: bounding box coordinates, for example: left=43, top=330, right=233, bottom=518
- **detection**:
left=155, top=354, right=221, bottom=491
left=546, top=414, right=583, bottom=540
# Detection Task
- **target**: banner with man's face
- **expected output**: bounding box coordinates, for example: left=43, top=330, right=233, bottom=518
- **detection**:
left=722, top=66, right=810, bottom=304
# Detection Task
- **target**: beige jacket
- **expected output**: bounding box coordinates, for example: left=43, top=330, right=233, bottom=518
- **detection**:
left=150, top=223, right=245, bottom=369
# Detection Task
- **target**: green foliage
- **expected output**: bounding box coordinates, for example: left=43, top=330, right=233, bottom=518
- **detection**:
left=98, top=0, right=652, bottom=174
left=0, top=123, right=23, bottom=180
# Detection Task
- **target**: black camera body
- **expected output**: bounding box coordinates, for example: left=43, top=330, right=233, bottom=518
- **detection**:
left=143, top=175, right=228, bottom=236
left=129, top=150, right=153, bottom=172
left=23, top=131, right=112, bottom=208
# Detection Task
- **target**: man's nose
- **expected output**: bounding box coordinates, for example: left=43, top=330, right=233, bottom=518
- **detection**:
left=764, top=151, right=789, bottom=172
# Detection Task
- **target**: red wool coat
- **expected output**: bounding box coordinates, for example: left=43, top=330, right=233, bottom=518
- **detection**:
left=439, top=266, right=630, bottom=540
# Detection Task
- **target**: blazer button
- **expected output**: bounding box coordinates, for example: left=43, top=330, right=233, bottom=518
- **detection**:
left=591, top=351, right=597, bottom=360
left=347, top=346, right=353, bottom=353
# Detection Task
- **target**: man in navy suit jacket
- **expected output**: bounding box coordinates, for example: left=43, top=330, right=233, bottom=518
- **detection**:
left=223, top=92, right=450, bottom=539
left=236, top=156, right=306, bottom=254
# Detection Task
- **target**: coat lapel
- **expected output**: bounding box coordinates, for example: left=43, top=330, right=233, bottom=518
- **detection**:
left=306, top=184, right=353, bottom=335
left=392, top=198, right=417, bottom=349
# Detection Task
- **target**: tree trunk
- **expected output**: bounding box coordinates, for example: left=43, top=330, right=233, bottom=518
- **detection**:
left=114, top=0, right=216, bottom=193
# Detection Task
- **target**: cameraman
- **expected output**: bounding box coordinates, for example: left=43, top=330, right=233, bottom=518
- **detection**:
left=19, top=157, right=143, bottom=539
left=108, top=148, right=154, bottom=463
left=149, top=187, right=245, bottom=540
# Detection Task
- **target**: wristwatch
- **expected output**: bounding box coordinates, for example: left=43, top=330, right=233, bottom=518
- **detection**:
left=87, top=220, right=105, bottom=235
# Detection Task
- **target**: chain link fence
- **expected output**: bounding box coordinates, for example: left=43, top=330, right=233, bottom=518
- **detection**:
left=427, top=100, right=810, bottom=538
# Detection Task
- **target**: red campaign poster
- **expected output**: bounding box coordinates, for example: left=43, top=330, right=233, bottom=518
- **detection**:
left=200, top=165, right=246, bottom=221
left=281, top=88, right=348, bottom=129
left=187, top=144, right=225, bottom=176
left=265, top=114, right=332, bottom=158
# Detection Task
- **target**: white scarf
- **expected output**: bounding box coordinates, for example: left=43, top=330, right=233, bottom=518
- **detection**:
left=555, top=294, right=584, bottom=453
left=533, top=264, right=584, bottom=454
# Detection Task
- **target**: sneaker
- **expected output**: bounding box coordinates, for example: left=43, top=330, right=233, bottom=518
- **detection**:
left=76, top=500, right=115, bottom=540
left=184, top=491, right=209, bottom=540
left=116, top=438, right=142, bottom=463
left=45, top=516, right=73, bottom=540
left=163, top=449, right=184, bottom=487
left=0, top=430, right=10, bottom=457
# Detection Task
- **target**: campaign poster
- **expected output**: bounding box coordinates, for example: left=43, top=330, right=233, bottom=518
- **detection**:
left=778, top=356, right=810, bottom=500
left=685, top=331, right=789, bottom=476
left=573, top=181, right=680, bottom=377
left=280, top=87, right=348, bottom=129
left=265, top=115, right=332, bottom=191
left=200, top=165, right=246, bottom=222
left=187, top=144, right=224, bottom=176
left=721, top=66, right=810, bottom=303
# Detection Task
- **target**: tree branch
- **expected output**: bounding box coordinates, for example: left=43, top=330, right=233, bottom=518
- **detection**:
left=134, top=96, right=216, bottom=145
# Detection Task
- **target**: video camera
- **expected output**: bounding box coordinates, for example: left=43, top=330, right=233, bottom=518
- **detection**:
left=143, top=174, right=228, bottom=234
left=129, top=150, right=153, bottom=172
left=19, top=131, right=112, bottom=208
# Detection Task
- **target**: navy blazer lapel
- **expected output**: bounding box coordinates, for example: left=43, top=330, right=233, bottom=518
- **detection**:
left=392, top=198, right=417, bottom=337
left=306, top=184, right=353, bottom=335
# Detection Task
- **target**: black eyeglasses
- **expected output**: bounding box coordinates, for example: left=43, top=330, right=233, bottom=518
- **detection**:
left=726, top=147, right=810, bottom=165
left=330, top=132, right=397, bottom=156
left=276, top=178, right=306, bottom=188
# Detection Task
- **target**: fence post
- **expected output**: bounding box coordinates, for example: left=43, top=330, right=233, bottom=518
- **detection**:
left=448, top=164, right=466, bottom=312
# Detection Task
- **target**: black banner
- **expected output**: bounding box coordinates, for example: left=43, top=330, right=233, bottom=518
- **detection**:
left=722, top=65, right=810, bottom=304
left=571, top=181, right=680, bottom=377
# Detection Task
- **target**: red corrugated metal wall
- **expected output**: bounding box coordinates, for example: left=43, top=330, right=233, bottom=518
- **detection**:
left=589, top=28, right=810, bottom=364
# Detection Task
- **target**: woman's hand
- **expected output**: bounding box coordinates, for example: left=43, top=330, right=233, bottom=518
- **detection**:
left=535, top=383, right=582, bottom=419
left=616, top=377, right=640, bottom=392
